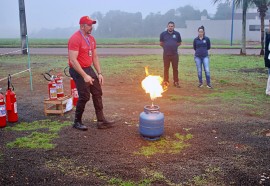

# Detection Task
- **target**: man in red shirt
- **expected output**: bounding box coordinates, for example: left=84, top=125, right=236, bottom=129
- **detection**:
left=68, top=16, right=114, bottom=131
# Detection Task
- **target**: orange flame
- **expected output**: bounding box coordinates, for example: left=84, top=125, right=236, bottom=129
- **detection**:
left=141, top=66, right=166, bottom=101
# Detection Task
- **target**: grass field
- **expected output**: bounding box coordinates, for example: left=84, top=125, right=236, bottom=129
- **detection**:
left=0, top=54, right=268, bottom=111
left=0, top=38, right=259, bottom=49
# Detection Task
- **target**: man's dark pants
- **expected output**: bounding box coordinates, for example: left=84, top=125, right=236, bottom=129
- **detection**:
left=69, top=67, right=104, bottom=123
left=163, top=54, right=179, bottom=83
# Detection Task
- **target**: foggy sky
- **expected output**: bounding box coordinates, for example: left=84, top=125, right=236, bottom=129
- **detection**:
left=0, top=0, right=218, bottom=38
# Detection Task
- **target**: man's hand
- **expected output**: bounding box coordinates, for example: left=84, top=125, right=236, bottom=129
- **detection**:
left=84, top=75, right=94, bottom=85
left=98, top=74, right=104, bottom=85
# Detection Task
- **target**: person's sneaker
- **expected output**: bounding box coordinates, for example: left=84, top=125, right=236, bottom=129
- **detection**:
left=174, top=82, right=180, bottom=88
left=97, top=119, right=115, bottom=129
left=207, top=84, right=213, bottom=89
left=198, top=83, right=203, bottom=88
left=72, top=121, right=88, bottom=131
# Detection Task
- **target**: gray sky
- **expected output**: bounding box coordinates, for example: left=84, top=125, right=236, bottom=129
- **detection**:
left=0, top=0, right=218, bottom=38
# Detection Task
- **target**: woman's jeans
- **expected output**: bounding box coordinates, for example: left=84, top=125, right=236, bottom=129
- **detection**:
left=194, top=56, right=211, bottom=85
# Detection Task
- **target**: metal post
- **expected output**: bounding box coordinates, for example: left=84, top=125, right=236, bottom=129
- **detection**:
left=18, top=0, right=28, bottom=55
left=230, top=0, right=235, bottom=46
left=26, top=35, right=33, bottom=91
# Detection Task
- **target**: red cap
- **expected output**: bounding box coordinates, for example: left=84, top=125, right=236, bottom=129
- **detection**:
left=79, top=16, right=96, bottom=25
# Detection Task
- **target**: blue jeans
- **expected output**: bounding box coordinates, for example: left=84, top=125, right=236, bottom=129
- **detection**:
left=194, top=56, right=211, bottom=85
left=268, top=68, right=270, bottom=76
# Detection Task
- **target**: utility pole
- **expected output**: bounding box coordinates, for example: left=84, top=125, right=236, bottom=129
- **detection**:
left=230, top=0, right=235, bottom=46
left=18, top=0, right=28, bottom=55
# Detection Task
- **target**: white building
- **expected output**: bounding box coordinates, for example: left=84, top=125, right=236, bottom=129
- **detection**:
left=176, top=9, right=270, bottom=41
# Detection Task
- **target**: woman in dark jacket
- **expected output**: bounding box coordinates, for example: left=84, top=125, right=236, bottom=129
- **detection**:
left=193, top=26, right=212, bottom=88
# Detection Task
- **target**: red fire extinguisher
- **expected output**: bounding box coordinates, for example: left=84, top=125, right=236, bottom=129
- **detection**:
left=43, top=72, right=57, bottom=100
left=6, top=75, right=18, bottom=123
left=64, top=66, right=78, bottom=106
left=0, top=90, right=7, bottom=128
left=70, top=77, right=78, bottom=106
left=54, top=74, right=64, bottom=98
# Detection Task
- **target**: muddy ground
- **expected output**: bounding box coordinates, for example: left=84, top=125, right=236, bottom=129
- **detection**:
left=0, top=54, right=270, bottom=186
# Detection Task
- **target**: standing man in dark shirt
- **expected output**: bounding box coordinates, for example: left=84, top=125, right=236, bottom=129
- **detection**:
left=193, top=26, right=212, bottom=88
left=160, top=21, right=182, bottom=88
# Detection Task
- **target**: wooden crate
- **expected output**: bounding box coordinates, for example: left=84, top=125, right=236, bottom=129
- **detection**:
left=44, top=95, right=72, bottom=116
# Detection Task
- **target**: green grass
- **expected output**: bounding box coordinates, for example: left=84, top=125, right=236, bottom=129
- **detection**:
left=0, top=38, right=259, bottom=48
left=7, top=132, right=58, bottom=149
left=189, top=166, right=224, bottom=186
left=179, top=54, right=269, bottom=105
left=1, top=54, right=269, bottom=115
left=46, top=157, right=178, bottom=186
left=45, top=157, right=225, bottom=186
left=46, top=158, right=162, bottom=185
left=5, top=120, right=70, bottom=150
left=134, top=133, right=193, bottom=157
left=46, top=157, right=90, bottom=178
left=97, top=54, right=270, bottom=117
left=5, top=119, right=70, bottom=132
left=0, top=55, right=68, bottom=80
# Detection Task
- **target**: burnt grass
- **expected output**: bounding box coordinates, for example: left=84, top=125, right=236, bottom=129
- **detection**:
left=1, top=65, right=270, bottom=186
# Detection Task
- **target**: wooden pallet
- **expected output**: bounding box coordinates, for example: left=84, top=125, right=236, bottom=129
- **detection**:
left=44, top=95, right=72, bottom=116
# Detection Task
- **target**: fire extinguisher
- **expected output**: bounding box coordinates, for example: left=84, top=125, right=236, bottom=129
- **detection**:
left=64, top=66, right=78, bottom=106
left=0, top=89, right=7, bottom=128
left=6, top=74, right=18, bottom=123
left=43, top=70, right=64, bottom=99
left=43, top=72, right=57, bottom=100
left=54, top=74, right=64, bottom=98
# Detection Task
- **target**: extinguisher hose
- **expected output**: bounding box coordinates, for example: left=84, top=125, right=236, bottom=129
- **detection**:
left=64, top=66, right=71, bottom=77
left=42, top=72, right=53, bottom=81
left=42, top=69, right=56, bottom=81
left=7, top=74, right=15, bottom=91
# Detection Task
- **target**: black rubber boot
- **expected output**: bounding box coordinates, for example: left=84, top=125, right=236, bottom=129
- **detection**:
left=72, top=111, right=87, bottom=131
left=96, top=110, right=115, bottom=129
left=72, top=121, right=88, bottom=131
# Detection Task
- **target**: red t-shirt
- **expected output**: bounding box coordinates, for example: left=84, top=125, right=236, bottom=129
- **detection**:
left=68, top=30, right=96, bottom=68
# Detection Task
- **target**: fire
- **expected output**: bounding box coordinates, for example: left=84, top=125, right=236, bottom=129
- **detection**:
left=141, top=66, right=166, bottom=101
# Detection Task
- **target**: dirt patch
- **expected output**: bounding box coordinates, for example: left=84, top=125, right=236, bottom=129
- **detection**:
left=1, top=61, right=270, bottom=186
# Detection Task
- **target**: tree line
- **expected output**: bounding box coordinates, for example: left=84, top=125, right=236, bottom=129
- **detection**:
left=31, top=4, right=237, bottom=39
left=91, top=5, right=212, bottom=38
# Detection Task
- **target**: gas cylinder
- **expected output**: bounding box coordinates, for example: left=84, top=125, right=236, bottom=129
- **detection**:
left=48, top=77, right=57, bottom=100
left=0, top=91, right=6, bottom=127
left=139, top=105, right=164, bottom=140
left=5, top=75, right=18, bottom=123
left=70, top=78, right=78, bottom=106
left=54, top=75, right=64, bottom=98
